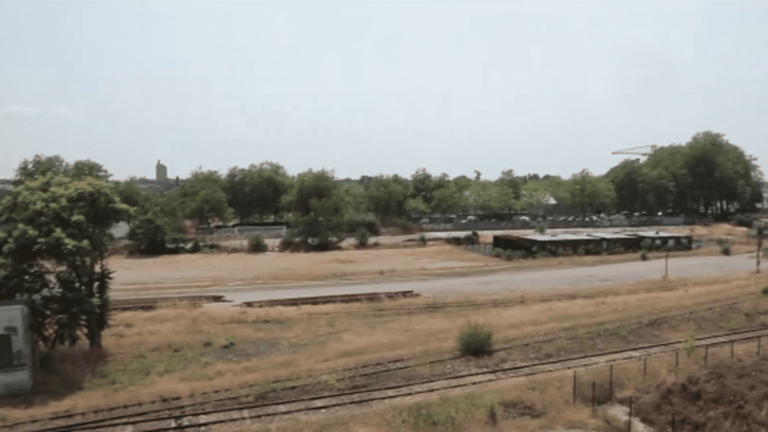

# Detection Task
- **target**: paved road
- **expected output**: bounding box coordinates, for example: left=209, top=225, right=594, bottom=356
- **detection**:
left=219, top=254, right=760, bottom=304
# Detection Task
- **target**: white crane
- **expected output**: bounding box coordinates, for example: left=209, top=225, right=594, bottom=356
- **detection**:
left=611, top=145, right=658, bottom=157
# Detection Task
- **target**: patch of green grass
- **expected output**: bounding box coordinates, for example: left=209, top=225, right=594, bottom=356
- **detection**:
left=222, top=336, right=236, bottom=349
left=84, top=346, right=207, bottom=391
left=325, top=316, right=337, bottom=328
left=761, top=285, right=768, bottom=296
left=399, top=391, right=501, bottom=431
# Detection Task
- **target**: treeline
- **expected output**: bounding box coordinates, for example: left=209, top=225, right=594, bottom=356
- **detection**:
left=2, top=131, right=764, bottom=254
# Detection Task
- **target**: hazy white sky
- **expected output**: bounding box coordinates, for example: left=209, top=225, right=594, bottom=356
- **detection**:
left=1, top=0, right=767, bottom=181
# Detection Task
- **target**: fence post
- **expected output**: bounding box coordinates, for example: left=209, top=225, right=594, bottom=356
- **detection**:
left=759, top=337, right=762, bottom=357
left=705, top=345, right=708, bottom=365
left=672, top=413, right=676, bottom=431
left=628, top=396, right=632, bottom=432
left=643, top=357, right=647, bottom=381
left=609, top=364, right=613, bottom=402
left=592, top=381, right=596, bottom=408
left=675, top=350, right=679, bottom=380
left=731, top=340, right=734, bottom=359
left=573, top=370, right=576, bottom=405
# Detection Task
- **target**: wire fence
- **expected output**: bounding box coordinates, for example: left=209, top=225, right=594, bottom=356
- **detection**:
left=571, top=335, right=766, bottom=431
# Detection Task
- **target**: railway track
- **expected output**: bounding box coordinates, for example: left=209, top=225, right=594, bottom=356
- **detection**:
left=13, top=325, right=768, bottom=432
left=4, top=296, right=762, bottom=432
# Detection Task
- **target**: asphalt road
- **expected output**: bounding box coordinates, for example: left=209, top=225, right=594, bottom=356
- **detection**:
left=219, top=254, right=761, bottom=304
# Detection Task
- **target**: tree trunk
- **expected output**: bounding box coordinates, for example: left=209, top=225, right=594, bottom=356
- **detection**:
left=88, top=316, right=102, bottom=349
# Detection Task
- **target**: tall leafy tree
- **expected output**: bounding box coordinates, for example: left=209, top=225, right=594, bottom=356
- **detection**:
left=288, top=170, right=347, bottom=250
left=0, top=161, right=130, bottom=350
left=364, top=175, right=411, bottom=221
left=225, top=162, right=291, bottom=222
left=175, top=170, right=232, bottom=228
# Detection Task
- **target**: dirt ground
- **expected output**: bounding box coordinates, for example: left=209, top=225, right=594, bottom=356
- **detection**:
left=634, top=357, right=768, bottom=431
left=108, top=244, right=503, bottom=293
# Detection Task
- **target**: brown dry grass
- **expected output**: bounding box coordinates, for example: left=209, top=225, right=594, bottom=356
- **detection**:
left=2, top=272, right=767, bottom=424
left=215, top=370, right=608, bottom=432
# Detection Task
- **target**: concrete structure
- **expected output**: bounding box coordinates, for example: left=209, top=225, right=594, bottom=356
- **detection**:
left=0, top=301, right=34, bottom=397
left=155, top=160, right=168, bottom=182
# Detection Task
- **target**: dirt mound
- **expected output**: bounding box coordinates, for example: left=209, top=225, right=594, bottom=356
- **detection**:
left=634, top=357, right=768, bottom=431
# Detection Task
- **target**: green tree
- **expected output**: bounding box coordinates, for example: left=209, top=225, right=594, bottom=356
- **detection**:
left=431, top=184, right=463, bottom=215
left=0, top=172, right=131, bottom=350
left=364, top=175, right=411, bottom=221
left=288, top=170, right=347, bottom=250
left=128, top=193, right=186, bottom=255
left=605, top=159, right=643, bottom=214
left=565, top=170, right=615, bottom=217
left=225, top=162, right=291, bottom=222
left=176, top=170, right=232, bottom=228
left=404, top=196, right=430, bottom=217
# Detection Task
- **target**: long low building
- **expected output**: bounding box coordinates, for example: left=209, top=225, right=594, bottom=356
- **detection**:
left=493, top=231, right=692, bottom=254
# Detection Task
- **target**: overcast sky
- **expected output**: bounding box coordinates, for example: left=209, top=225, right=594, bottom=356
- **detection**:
left=1, top=0, right=767, bottom=181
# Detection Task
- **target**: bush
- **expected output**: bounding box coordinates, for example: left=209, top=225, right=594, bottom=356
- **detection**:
left=280, top=230, right=295, bottom=250
left=761, top=285, right=768, bottom=296
left=503, top=250, right=525, bottom=261
left=463, top=232, right=479, bottom=245
left=534, top=224, right=547, bottom=235
left=418, top=234, right=427, bottom=246
left=248, top=234, right=268, bottom=252
left=718, top=239, right=731, bottom=256
left=346, top=214, right=381, bottom=236
left=492, top=248, right=504, bottom=258
left=355, top=228, right=370, bottom=247
left=458, top=323, right=493, bottom=357
left=640, top=249, right=648, bottom=261
left=640, top=238, right=653, bottom=252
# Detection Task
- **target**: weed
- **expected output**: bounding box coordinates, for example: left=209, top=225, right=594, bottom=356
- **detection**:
left=322, top=374, right=337, bottom=389
left=458, top=322, right=493, bottom=357
left=203, top=335, right=214, bottom=347
left=640, top=238, right=653, bottom=251
left=222, top=336, right=236, bottom=349
left=762, top=285, right=768, bottom=296
left=535, top=224, right=547, bottom=235
left=640, top=250, right=648, bottom=261
left=492, top=248, right=504, bottom=258
left=681, top=334, right=696, bottom=357
left=418, top=234, right=427, bottom=246
left=325, top=316, right=337, bottom=328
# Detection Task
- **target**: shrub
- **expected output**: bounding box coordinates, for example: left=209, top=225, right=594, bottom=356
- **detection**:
left=355, top=228, right=370, bottom=247
left=640, top=250, right=648, bottom=261
left=576, top=246, right=586, bottom=256
left=534, top=224, right=547, bottom=235
left=248, top=234, right=268, bottom=252
left=761, top=285, right=768, bottom=296
left=418, top=234, right=427, bottom=246
left=280, top=230, right=295, bottom=250
left=458, top=323, right=493, bottom=357
left=718, top=239, right=731, bottom=256
left=640, top=238, right=653, bottom=252
left=492, top=248, right=504, bottom=258
left=463, top=232, right=479, bottom=245
left=346, top=214, right=381, bottom=236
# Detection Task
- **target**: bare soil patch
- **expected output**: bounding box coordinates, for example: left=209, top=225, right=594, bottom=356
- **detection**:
left=634, top=357, right=768, bottom=431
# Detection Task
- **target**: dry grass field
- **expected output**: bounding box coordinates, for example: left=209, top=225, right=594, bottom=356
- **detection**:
left=3, top=270, right=767, bottom=430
